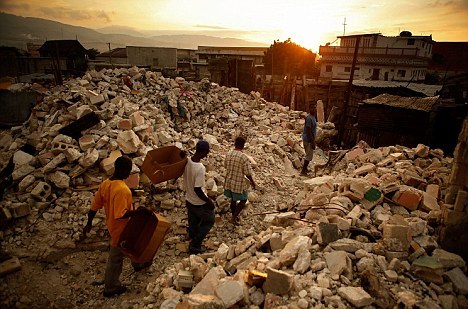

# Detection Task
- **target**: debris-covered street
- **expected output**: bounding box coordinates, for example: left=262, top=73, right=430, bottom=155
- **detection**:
left=1, top=67, right=467, bottom=309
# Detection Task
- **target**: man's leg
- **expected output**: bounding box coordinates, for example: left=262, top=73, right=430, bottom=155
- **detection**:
left=190, top=205, right=215, bottom=251
left=104, top=246, right=125, bottom=294
left=301, top=160, right=310, bottom=175
left=230, top=200, right=237, bottom=216
left=301, top=142, right=312, bottom=175
left=232, top=200, right=247, bottom=223
left=187, top=202, right=200, bottom=242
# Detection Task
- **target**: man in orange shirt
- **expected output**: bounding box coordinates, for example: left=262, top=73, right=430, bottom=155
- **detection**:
left=83, top=156, right=142, bottom=297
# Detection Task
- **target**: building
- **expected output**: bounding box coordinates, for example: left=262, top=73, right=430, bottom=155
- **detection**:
left=126, top=46, right=177, bottom=70
left=356, top=94, right=467, bottom=153
left=319, top=31, right=434, bottom=82
left=95, top=48, right=128, bottom=65
left=38, top=39, right=88, bottom=74
left=195, top=46, right=267, bottom=92
left=196, top=46, right=267, bottom=65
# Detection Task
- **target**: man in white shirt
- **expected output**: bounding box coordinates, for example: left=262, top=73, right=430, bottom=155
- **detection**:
left=183, top=140, right=215, bottom=254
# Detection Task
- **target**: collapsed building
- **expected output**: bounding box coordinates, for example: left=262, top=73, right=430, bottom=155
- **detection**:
left=0, top=67, right=467, bottom=309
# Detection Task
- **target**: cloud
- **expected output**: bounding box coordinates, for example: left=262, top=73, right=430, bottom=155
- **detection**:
left=432, top=0, right=468, bottom=9
left=194, top=24, right=230, bottom=30
left=38, top=6, right=112, bottom=23
left=0, top=1, right=30, bottom=11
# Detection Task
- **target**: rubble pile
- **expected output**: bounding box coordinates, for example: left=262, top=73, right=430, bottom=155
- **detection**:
left=0, top=66, right=335, bottom=241
left=140, top=143, right=468, bottom=308
left=0, top=67, right=466, bottom=308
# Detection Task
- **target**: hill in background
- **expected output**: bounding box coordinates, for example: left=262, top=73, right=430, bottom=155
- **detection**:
left=0, top=12, right=267, bottom=52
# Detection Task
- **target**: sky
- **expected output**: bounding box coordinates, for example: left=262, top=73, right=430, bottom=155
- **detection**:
left=1, top=0, right=468, bottom=51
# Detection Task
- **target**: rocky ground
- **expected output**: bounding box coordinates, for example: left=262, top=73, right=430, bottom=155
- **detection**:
left=0, top=68, right=467, bottom=309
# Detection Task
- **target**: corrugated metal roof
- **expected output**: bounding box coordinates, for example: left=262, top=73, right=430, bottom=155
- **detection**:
left=352, top=80, right=442, bottom=96
left=363, top=94, right=440, bottom=112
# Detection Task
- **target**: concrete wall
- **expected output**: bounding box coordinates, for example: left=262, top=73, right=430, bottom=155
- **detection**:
left=0, top=90, right=36, bottom=125
left=439, top=117, right=468, bottom=260
left=127, top=46, right=177, bottom=69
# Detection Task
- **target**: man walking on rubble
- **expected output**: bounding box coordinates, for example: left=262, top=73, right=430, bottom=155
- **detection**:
left=183, top=140, right=215, bottom=254
left=83, top=156, right=149, bottom=298
left=301, top=102, right=317, bottom=176
left=224, top=136, right=256, bottom=224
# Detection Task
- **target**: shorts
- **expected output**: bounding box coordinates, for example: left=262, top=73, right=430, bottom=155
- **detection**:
left=224, top=189, right=248, bottom=202
left=303, top=141, right=314, bottom=162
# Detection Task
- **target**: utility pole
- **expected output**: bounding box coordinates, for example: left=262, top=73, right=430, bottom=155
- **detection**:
left=343, top=17, right=347, bottom=36
left=337, top=35, right=360, bottom=147
left=107, top=42, right=113, bottom=68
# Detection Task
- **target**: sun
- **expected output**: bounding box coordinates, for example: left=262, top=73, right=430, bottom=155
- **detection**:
left=279, top=8, right=339, bottom=52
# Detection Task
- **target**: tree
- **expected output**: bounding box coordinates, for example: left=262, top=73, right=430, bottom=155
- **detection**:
left=87, top=48, right=100, bottom=60
left=263, top=38, right=316, bottom=76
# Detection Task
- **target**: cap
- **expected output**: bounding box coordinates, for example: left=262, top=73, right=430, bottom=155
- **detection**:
left=196, top=140, right=210, bottom=152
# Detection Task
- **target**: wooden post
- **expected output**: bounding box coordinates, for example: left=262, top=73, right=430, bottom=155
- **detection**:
left=337, top=35, right=361, bottom=147
left=290, top=76, right=296, bottom=110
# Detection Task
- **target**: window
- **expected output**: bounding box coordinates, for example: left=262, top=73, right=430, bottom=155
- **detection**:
left=397, top=70, right=406, bottom=77
left=407, top=39, right=415, bottom=45
left=326, top=65, right=332, bottom=72
left=344, top=67, right=351, bottom=72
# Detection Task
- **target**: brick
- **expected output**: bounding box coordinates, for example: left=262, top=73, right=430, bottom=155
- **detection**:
left=100, top=150, right=122, bottom=175
left=317, top=222, right=339, bottom=245
left=377, top=156, right=395, bottom=168
left=382, top=223, right=411, bottom=251
left=0, top=257, right=21, bottom=278
left=325, top=250, right=353, bottom=278
left=13, top=150, right=34, bottom=166
left=214, top=281, right=244, bottom=307
left=339, top=183, right=364, bottom=202
left=10, top=203, right=31, bottom=218
left=353, top=163, right=375, bottom=176
left=419, top=192, right=440, bottom=212
left=31, top=182, right=51, bottom=200
left=444, top=267, right=468, bottom=295
left=130, top=111, right=145, bottom=127
left=345, top=148, right=364, bottom=161
left=425, top=184, right=439, bottom=199
left=394, top=190, right=421, bottom=211
left=190, top=266, right=226, bottom=295
left=262, top=267, right=294, bottom=295
left=118, top=119, right=133, bottom=130
left=117, top=130, right=141, bottom=154
left=63, top=147, right=82, bottom=163
left=415, top=143, right=430, bottom=157
left=89, top=93, right=105, bottom=105
left=338, top=287, right=373, bottom=307
left=385, top=251, right=408, bottom=261
left=402, top=170, right=426, bottom=187
left=177, top=270, right=194, bottom=289
left=78, top=135, right=95, bottom=151
left=51, top=141, right=79, bottom=155
left=0, top=207, right=12, bottom=221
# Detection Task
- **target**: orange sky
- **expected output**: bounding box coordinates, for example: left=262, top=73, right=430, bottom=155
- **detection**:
left=1, top=0, right=467, bottom=51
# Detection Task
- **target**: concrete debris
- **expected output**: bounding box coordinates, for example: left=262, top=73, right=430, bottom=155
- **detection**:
left=0, top=67, right=466, bottom=308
